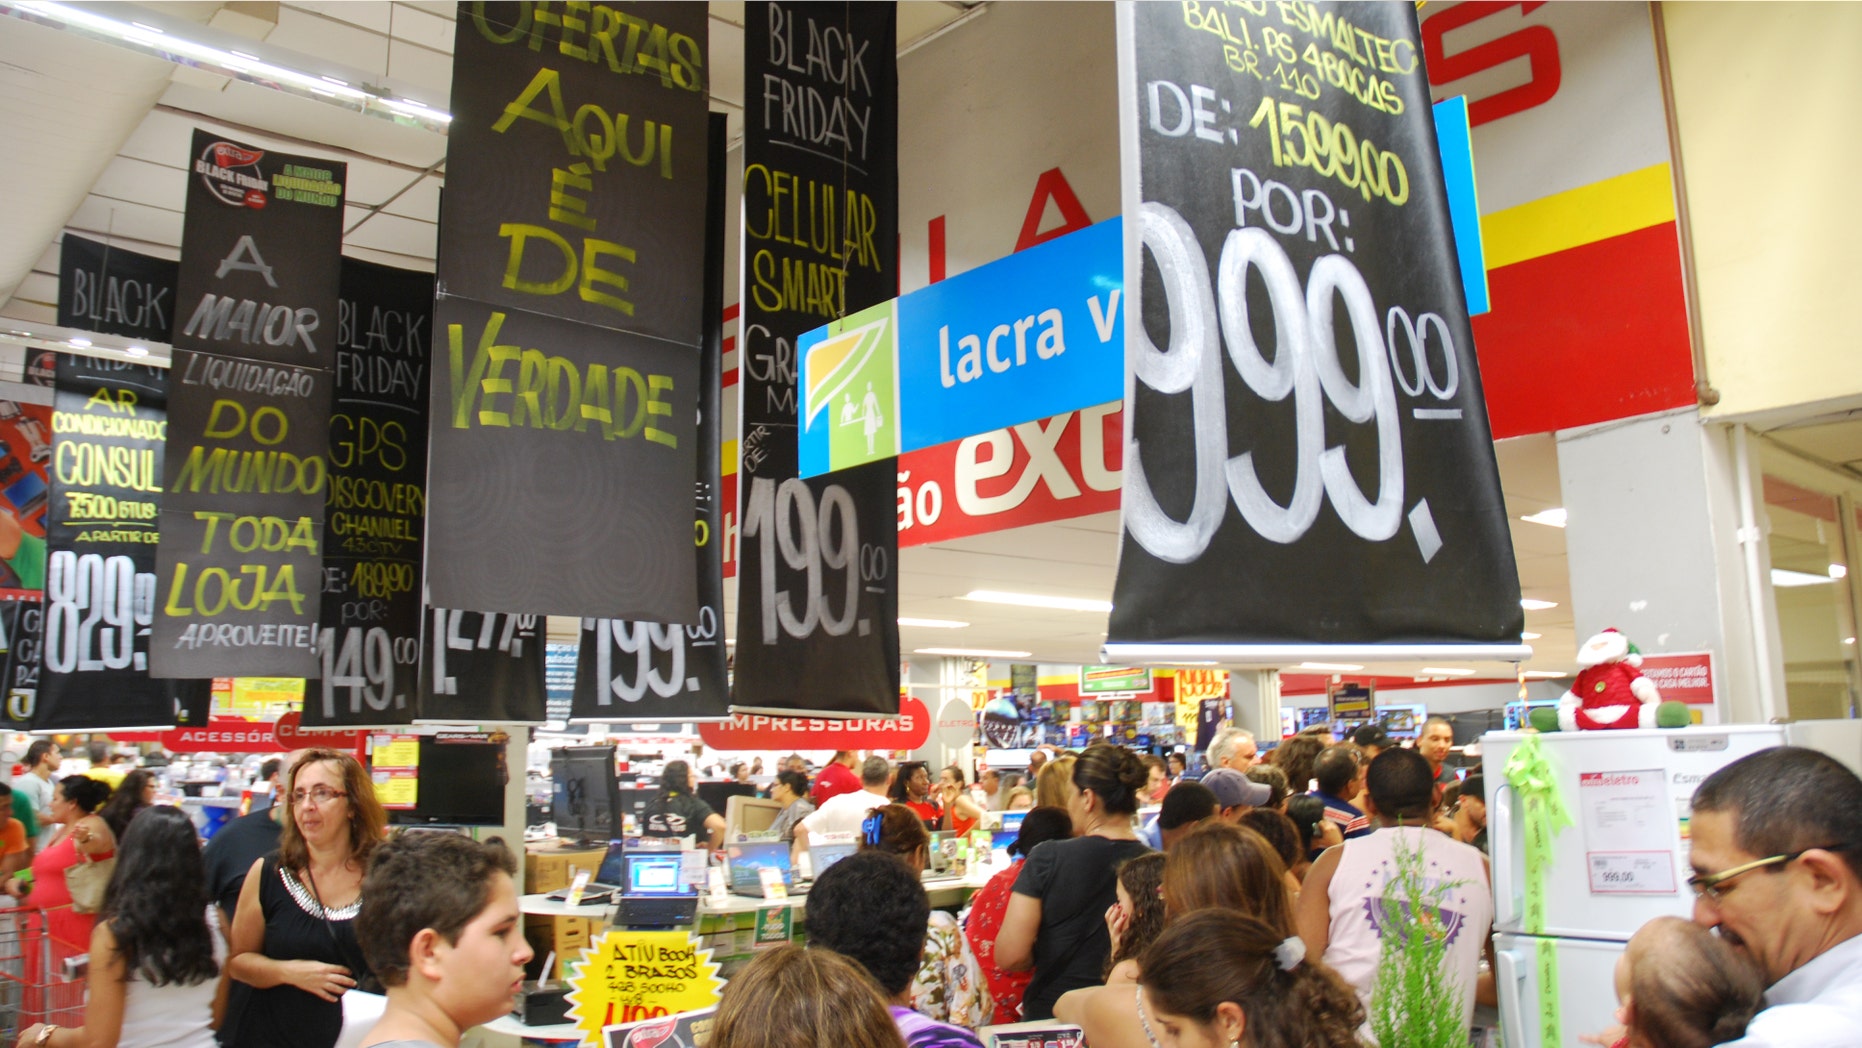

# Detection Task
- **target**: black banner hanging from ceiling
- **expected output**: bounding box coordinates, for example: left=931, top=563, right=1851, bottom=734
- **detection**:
left=170, top=129, right=346, bottom=370
left=37, top=356, right=207, bottom=730
left=572, top=114, right=732, bottom=725
left=304, top=259, right=433, bottom=727
left=57, top=234, right=178, bottom=346
left=151, top=350, right=331, bottom=678
left=732, top=1, right=901, bottom=718
left=424, top=1, right=709, bottom=621
left=1105, top=2, right=1525, bottom=663
left=0, top=599, right=40, bottom=731
left=416, top=608, right=547, bottom=724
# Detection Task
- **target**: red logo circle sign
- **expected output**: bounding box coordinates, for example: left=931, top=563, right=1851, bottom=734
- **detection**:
left=699, top=695, right=930, bottom=751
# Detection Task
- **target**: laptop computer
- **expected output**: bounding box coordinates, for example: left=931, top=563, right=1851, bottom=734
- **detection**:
left=726, top=840, right=793, bottom=897
left=545, top=840, right=624, bottom=905
left=616, top=847, right=700, bottom=928
left=807, top=839, right=858, bottom=880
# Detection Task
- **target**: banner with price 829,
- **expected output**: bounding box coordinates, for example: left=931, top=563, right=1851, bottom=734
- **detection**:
left=38, top=357, right=205, bottom=730
left=1106, top=2, right=1524, bottom=662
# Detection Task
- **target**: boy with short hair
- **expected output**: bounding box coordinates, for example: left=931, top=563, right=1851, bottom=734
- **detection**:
left=355, top=832, right=534, bottom=1048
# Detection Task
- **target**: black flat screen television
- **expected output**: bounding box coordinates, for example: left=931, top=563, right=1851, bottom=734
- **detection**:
left=552, top=745, right=623, bottom=844
left=382, top=735, right=507, bottom=827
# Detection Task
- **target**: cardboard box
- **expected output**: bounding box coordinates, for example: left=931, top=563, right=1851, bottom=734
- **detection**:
left=524, top=845, right=606, bottom=895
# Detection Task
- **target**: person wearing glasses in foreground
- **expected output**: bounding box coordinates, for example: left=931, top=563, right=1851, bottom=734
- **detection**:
left=224, top=749, right=387, bottom=1048
left=1673, top=746, right=1862, bottom=1047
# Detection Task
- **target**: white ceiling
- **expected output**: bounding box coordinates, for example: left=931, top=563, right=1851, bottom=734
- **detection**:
left=0, top=0, right=1577, bottom=679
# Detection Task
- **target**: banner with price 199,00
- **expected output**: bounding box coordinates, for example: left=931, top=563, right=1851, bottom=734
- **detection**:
left=39, top=356, right=208, bottom=730
left=1105, top=2, right=1525, bottom=664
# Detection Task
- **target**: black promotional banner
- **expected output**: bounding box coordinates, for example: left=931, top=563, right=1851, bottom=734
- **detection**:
left=425, top=2, right=709, bottom=620
left=305, top=260, right=433, bottom=727
left=57, top=235, right=178, bottom=345
left=152, top=351, right=331, bottom=677
left=0, top=600, right=40, bottom=730
left=171, top=130, right=345, bottom=369
left=733, top=2, right=901, bottom=717
left=572, top=114, right=732, bottom=725
left=416, top=608, right=546, bottom=724
left=1105, top=3, right=1524, bottom=662
left=39, top=357, right=209, bottom=729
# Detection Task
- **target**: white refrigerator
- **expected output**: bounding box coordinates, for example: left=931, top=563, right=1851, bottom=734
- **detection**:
left=1480, top=721, right=1862, bottom=1048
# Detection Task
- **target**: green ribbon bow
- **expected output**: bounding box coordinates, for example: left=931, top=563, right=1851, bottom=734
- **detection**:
left=1505, top=733, right=1575, bottom=1048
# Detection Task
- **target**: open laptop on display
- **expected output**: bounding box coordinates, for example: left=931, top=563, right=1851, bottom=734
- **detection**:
left=725, top=840, right=793, bottom=897
left=806, top=839, right=858, bottom=881
left=544, top=840, right=624, bottom=905
left=616, top=847, right=700, bottom=928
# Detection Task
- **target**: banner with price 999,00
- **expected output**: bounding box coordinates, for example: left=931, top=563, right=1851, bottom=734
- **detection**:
left=1105, top=1, right=1526, bottom=664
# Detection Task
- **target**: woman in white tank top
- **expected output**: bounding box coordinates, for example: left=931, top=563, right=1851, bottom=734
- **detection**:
left=17, top=805, right=229, bottom=1048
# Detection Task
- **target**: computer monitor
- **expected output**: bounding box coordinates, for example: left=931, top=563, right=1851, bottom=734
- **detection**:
left=809, top=839, right=857, bottom=879
left=726, top=795, right=784, bottom=839
left=377, top=735, right=506, bottom=827
left=551, top=746, right=623, bottom=844
left=999, top=810, right=1027, bottom=835
left=725, top=840, right=793, bottom=895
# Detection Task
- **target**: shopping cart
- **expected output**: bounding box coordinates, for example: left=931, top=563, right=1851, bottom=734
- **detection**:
left=0, top=905, right=90, bottom=1041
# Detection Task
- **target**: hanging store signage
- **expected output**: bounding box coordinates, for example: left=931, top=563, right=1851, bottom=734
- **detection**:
left=1105, top=2, right=1525, bottom=665
left=699, top=693, right=931, bottom=751
left=425, top=1, right=709, bottom=621
left=58, top=234, right=178, bottom=345
left=732, top=2, right=901, bottom=719
left=415, top=608, right=547, bottom=724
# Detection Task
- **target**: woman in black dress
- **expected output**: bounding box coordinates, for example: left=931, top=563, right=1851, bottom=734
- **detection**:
left=225, top=749, right=387, bottom=1048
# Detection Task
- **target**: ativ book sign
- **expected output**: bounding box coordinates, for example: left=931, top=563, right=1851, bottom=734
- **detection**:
left=1106, top=2, right=1526, bottom=664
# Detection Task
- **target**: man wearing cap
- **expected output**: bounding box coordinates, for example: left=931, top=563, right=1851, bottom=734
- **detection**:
left=1200, top=768, right=1271, bottom=822
left=1350, top=724, right=1393, bottom=761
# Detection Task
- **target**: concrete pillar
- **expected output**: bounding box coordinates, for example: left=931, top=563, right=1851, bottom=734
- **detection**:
left=1229, top=669, right=1281, bottom=748
left=1556, top=409, right=1782, bottom=724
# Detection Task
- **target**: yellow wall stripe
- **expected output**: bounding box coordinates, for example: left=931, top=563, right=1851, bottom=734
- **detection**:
left=722, top=439, right=737, bottom=476
left=1481, top=162, right=1677, bottom=270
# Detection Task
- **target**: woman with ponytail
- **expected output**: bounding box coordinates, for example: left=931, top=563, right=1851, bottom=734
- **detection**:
left=1136, top=910, right=1364, bottom=1048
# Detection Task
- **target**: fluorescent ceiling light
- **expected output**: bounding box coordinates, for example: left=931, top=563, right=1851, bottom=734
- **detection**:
left=1520, top=598, right=1559, bottom=611
left=68, top=337, right=90, bottom=347
left=1520, top=631, right=1542, bottom=640
left=1771, top=568, right=1837, bottom=588
left=128, top=20, right=162, bottom=33
left=1521, top=670, right=1570, bottom=679
left=897, top=617, right=968, bottom=629
left=1419, top=667, right=1477, bottom=677
left=915, top=647, right=1032, bottom=659
left=125, top=346, right=148, bottom=357
left=1298, top=662, right=1363, bottom=672
left=961, top=590, right=1113, bottom=613
left=1831, top=564, right=1849, bottom=579
left=1520, top=507, right=1566, bottom=528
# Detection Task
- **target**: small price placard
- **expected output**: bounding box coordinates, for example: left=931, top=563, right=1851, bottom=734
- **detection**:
left=1587, top=851, right=1676, bottom=895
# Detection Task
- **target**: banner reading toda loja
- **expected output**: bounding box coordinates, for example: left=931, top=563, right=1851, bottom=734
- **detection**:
left=1104, top=2, right=1526, bottom=665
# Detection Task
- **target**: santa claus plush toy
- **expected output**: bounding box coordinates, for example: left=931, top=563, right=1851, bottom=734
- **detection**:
left=1558, top=628, right=1662, bottom=731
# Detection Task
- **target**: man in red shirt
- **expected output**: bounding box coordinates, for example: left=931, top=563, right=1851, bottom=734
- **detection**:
left=812, top=751, right=861, bottom=805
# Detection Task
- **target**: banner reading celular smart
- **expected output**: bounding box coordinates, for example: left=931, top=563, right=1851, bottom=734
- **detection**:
left=733, top=2, right=900, bottom=718
left=425, top=2, right=706, bottom=622
left=1106, top=2, right=1525, bottom=664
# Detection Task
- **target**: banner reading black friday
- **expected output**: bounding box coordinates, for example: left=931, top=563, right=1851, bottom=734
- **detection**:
left=732, top=2, right=901, bottom=717
left=424, top=2, right=708, bottom=621
left=1105, top=2, right=1524, bottom=660
left=171, top=129, right=346, bottom=369
left=415, top=608, right=546, bottom=724
left=38, top=356, right=209, bottom=729
left=572, top=113, right=731, bottom=725
left=57, top=234, right=179, bottom=346
left=303, top=259, right=433, bottom=728
left=151, top=350, right=331, bottom=678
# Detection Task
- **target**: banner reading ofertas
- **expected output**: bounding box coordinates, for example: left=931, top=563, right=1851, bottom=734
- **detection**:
left=305, top=260, right=432, bottom=727
left=426, top=2, right=706, bottom=621
left=40, top=357, right=206, bottom=729
left=1106, top=2, right=1525, bottom=664
left=733, top=2, right=901, bottom=718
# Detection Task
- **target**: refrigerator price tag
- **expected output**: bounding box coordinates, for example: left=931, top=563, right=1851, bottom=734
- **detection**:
left=1587, top=851, right=1676, bottom=894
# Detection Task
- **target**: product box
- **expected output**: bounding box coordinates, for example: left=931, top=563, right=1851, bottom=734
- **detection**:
left=524, top=914, right=611, bottom=979
left=524, top=844, right=606, bottom=895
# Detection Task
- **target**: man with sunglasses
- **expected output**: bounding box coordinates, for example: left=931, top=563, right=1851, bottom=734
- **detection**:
left=1685, top=746, right=1862, bottom=1046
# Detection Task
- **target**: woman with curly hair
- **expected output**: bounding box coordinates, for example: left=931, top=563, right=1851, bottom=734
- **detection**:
left=16, top=805, right=228, bottom=1048
left=1052, top=854, right=1169, bottom=1047
left=1137, top=910, right=1364, bottom=1048
left=225, top=749, right=387, bottom=1048
left=861, top=804, right=989, bottom=1029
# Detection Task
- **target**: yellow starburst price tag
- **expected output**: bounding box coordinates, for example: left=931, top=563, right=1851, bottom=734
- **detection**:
left=564, top=930, right=724, bottom=1044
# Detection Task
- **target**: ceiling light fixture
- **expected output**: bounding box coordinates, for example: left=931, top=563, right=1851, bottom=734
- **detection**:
left=1521, top=669, right=1571, bottom=679
left=1520, top=631, right=1542, bottom=640
left=1771, top=568, right=1837, bottom=588
left=68, top=337, right=90, bottom=347
left=1831, top=564, right=1849, bottom=579
left=1297, top=662, right=1363, bottom=672
left=124, top=346, right=148, bottom=357
left=1419, top=667, right=1478, bottom=677
left=1520, top=598, right=1559, bottom=610
left=897, top=617, right=969, bottom=629
left=1520, top=507, right=1567, bottom=528
left=960, top=590, right=1113, bottom=613
left=915, top=647, right=1033, bottom=659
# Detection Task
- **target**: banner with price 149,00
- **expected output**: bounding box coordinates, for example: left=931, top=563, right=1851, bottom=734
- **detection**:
left=39, top=356, right=208, bottom=730
left=1105, top=2, right=1525, bottom=664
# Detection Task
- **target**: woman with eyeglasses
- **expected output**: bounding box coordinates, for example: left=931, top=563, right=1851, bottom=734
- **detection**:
left=224, top=749, right=387, bottom=1048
